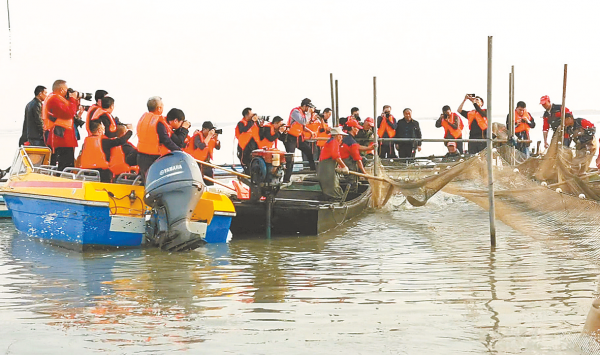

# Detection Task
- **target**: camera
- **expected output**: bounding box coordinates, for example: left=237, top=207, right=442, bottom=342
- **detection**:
left=259, top=115, right=271, bottom=122
left=385, top=112, right=390, bottom=118
left=214, top=128, right=223, bottom=135
left=67, top=88, right=93, bottom=101
left=468, top=94, right=476, bottom=97
left=314, top=109, right=321, bottom=115
left=82, top=105, right=91, bottom=112
left=443, top=113, right=448, bottom=119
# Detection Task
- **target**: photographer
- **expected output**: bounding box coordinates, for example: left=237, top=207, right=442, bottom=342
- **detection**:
left=89, top=96, right=119, bottom=138
left=235, top=107, right=260, bottom=174
left=258, top=116, right=285, bottom=149
left=136, top=97, right=187, bottom=181
left=283, top=98, right=317, bottom=183
left=165, top=108, right=191, bottom=148
left=185, top=121, right=221, bottom=185
left=42, top=79, right=81, bottom=170
left=85, top=90, right=108, bottom=135
left=435, top=105, right=464, bottom=154
left=377, top=105, right=397, bottom=158
left=506, top=101, right=535, bottom=157
left=458, top=94, right=488, bottom=154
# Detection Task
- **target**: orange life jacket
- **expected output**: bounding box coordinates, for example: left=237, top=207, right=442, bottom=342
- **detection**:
left=514, top=109, right=532, bottom=133
left=42, top=93, right=73, bottom=131
left=303, top=121, right=321, bottom=140
left=377, top=114, right=396, bottom=138
left=185, top=132, right=216, bottom=161
left=109, top=144, right=139, bottom=176
left=235, top=119, right=260, bottom=150
left=467, top=110, right=488, bottom=131
left=316, top=122, right=330, bottom=148
left=441, top=112, right=464, bottom=139
left=80, top=135, right=109, bottom=169
left=137, top=112, right=172, bottom=156
left=287, top=107, right=306, bottom=138
left=87, top=107, right=117, bottom=136
left=86, top=104, right=100, bottom=135
left=257, top=123, right=277, bottom=149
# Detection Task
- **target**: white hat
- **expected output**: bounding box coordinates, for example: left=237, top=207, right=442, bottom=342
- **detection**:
left=330, top=127, right=347, bottom=135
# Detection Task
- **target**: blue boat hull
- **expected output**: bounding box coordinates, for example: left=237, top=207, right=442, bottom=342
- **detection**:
left=205, top=215, right=232, bottom=243
left=3, top=194, right=143, bottom=250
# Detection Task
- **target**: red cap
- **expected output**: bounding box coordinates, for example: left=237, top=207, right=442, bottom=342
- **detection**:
left=346, top=118, right=363, bottom=129
left=540, top=95, right=551, bottom=105
left=364, top=117, right=374, bottom=126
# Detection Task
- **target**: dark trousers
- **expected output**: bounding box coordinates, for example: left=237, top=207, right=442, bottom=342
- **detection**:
left=28, top=139, right=45, bottom=146
left=283, top=136, right=315, bottom=182
left=379, top=141, right=397, bottom=158
left=237, top=146, right=253, bottom=175
left=137, top=152, right=160, bottom=184
left=98, top=168, right=113, bottom=183
left=55, top=147, right=75, bottom=171
left=468, top=141, right=487, bottom=155
left=396, top=144, right=415, bottom=159
left=200, top=163, right=214, bottom=186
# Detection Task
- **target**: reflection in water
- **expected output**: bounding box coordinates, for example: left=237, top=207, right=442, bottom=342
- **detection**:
left=0, top=192, right=600, bottom=353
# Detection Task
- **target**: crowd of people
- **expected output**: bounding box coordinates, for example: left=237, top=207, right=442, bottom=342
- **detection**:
left=17, top=80, right=597, bottom=201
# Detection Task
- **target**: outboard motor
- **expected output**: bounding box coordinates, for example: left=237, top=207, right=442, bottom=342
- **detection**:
left=144, top=151, right=206, bottom=251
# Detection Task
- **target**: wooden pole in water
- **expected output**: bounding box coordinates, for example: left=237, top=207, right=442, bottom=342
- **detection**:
left=559, top=64, right=568, bottom=147
left=373, top=76, right=380, bottom=176
left=335, top=79, right=339, bottom=127
left=330, top=73, right=335, bottom=121
left=6, top=0, right=11, bottom=59
left=487, top=36, right=497, bottom=247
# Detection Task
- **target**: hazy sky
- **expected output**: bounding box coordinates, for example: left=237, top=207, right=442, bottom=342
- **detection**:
left=1, top=0, right=599, bottom=161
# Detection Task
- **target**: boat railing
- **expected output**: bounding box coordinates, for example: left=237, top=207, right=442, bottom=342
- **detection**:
left=62, top=168, right=101, bottom=181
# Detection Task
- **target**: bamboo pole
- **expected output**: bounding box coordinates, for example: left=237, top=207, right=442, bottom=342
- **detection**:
left=373, top=76, right=380, bottom=176
left=203, top=176, right=236, bottom=191
left=348, top=170, right=392, bottom=183
left=6, top=0, right=11, bottom=59
left=559, top=64, right=568, bottom=147
left=487, top=36, right=497, bottom=247
left=330, top=73, right=335, bottom=120
left=335, top=79, right=339, bottom=126
left=194, top=159, right=250, bottom=179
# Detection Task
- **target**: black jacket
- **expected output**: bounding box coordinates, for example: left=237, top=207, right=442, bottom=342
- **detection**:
left=21, top=97, right=44, bottom=144
left=395, top=118, right=422, bottom=147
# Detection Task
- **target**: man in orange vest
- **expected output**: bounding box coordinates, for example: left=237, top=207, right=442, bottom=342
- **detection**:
left=80, top=120, right=133, bottom=183
left=235, top=107, right=260, bottom=174
left=377, top=105, right=397, bottom=158
left=186, top=121, right=221, bottom=185
left=258, top=116, right=285, bottom=149
left=506, top=101, right=535, bottom=157
left=458, top=94, right=488, bottom=154
left=435, top=105, right=464, bottom=154
left=283, top=98, right=317, bottom=183
left=89, top=96, right=119, bottom=138
left=136, top=97, right=189, bottom=181
left=85, top=90, right=108, bottom=134
left=43, top=79, right=82, bottom=171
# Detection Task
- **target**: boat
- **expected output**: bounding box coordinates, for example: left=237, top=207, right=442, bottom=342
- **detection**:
left=0, top=196, right=9, bottom=218
left=0, top=146, right=235, bottom=251
left=229, top=178, right=372, bottom=236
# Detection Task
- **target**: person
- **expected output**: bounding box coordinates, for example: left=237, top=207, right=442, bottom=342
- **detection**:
left=108, top=124, right=139, bottom=178
left=303, top=107, right=323, bottom=162
left=442, top=142, right=461, bottom=162
left=185, top=121, right=221, bottom=185
left=89, top=96, right=118, bottom=138
left=85, top=90, right=108, bottom=135
left=42, top=79, right=81, bottom=171
left=165, top=108, right=190, bottom=148
left=235, top=107, right=260, bottom=174
left=565, top=113, right=596, bottom=175
left=377, top=105, right=397, bottom=158
left=540, top=95, right=572, bottom=148
left=341, top=119, right=368, bottom=187
left=258, top=116, right=285, bottom=149
left=314, top=108, right=333, bottom=160
left=19, top=85, right=47, bottom=146
left=340, top=107, right=360, bottom=127
left=395, top=108, right=422, bottom=159
left=317, top=127, right=349, bottom=201
left=283, top=98, right=317, bottom=183
left=458, top=94, right=488, bottom=154
left=435, top=105, right=464, bottom=154
left=136, top=96, right=188, bottom=181
left=79, top=120, right=133, bottom=183
left=506, top=101, right=535, bottom=157
left=356, top=117, right=375, bottom=158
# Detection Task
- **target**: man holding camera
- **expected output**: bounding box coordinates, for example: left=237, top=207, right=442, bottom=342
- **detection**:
left=185, top=121, right=221, bottom=185
left=258, top=116, right=285, bottom=149
left=283, top=98, right=317, bottom=183
left=88, top=96, right=119, bottom=138
left=42, top=79, right=82, bottom=170
left=435, top=105, right=464, bottom=154
left=377, top=105, right=397, bottom=158
left=506, top=101, right=535, bottom=157
left=235, top=107, right=261, bottom=174
left=458, top=94, right=488, bottom=154
left=85, top=90, right=108, bottom=135
left=136, top=97, right=189, bottom=181
left=19, top=85, right=47, bottom=147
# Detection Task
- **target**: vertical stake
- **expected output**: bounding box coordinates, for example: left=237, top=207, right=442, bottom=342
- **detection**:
left=487, top=36, right=497, bottom=248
